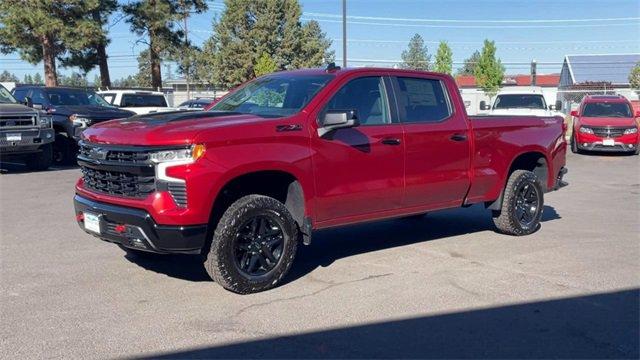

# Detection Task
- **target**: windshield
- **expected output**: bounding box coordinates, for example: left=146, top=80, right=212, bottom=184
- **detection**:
left=0, top=85, right=17, bottom=104
left=582, top=102, right=633, bottom=118
left=211, top=74, right=334, bottom=117
left=494, top=94, right=547, bottom=110
left=46, top=89, right=111, bottom=107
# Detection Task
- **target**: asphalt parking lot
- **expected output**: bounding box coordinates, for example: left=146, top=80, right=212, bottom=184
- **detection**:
left=1, top=152, right=639, bottom=359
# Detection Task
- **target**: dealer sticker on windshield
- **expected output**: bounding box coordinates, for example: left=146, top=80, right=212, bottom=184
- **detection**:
left=603, top=139, right=615, bottom=146
left=6, top=133, right=21, bottom=142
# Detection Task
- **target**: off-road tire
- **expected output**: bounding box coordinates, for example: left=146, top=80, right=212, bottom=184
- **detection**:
left=492, top=170, right=544, bottom=236
left=25, top=144, right=53, bottom=171
left=204, top=195, right=298, bottom=294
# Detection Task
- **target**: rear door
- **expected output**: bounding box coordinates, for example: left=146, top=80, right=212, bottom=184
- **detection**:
left=311, top=75, right=405, bottom=222
left=392, top=75, right=471, bottom=209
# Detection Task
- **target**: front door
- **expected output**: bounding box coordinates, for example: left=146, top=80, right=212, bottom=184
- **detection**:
left=311, top=75, right=405, bottom=223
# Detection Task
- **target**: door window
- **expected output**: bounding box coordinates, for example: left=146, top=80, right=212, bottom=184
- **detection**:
left=395, top=77, right=451, bottom=123
left=323, top=77, right=391, bottom=125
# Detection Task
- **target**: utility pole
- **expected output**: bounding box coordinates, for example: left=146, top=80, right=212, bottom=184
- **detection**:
left=342, top=0, right=347, bottom=68
left=182, top=0, right=191, bottom=100
left=531, top=59, right=537, bottom=86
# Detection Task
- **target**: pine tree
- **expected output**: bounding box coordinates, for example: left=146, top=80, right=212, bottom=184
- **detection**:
left=32, top=73, right=44, bottom=85
left=135, top=49, right=153, bottom=88
left=629, top=61, right=640, bottom=90
left=0, top=70, right=19, bottom=82
left=474, top=40, right=505, bottom=99
left=23, top=74, right=33, bottom=84
left=0, top=1, right=103, bottom=86
left=400, top=34, right=430, bottom=70
left=123, top=0, right=208, bottom=89
left=457, top=50, right=481, bottom=75
left=200, top=0, right=333, bottom=88
left=434, top=41, right=453, bottom=75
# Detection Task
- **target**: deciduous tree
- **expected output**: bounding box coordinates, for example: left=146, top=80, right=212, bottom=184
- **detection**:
left=434, top=41, right=453, bottom=75
left=629, top=61, right=640, bottom=90
left=474, top=40, right=505, bottom=99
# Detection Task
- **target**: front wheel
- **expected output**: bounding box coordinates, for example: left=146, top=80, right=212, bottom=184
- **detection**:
left=492, top=170, right=544, bottom=236
left=25, top=144, right=53, bottom=171
left=571, top=134, right=583, bottom=154
left=204, top=195, right=299, bottom=294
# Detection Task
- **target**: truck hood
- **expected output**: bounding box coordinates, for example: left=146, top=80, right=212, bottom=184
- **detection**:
left=489, top=108, right=554, bottom=116
left=82, top=111, right=263, bottom=146
left=124, top=107, right=181, bottom=115
left=0, top=103, right=38, bottom=115
left=51, top=105, right=135, bottom=120
left=578, top=117, right=636, bottom=127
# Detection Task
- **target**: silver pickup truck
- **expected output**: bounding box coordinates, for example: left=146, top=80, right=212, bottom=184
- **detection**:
left=0, top=85, right=55, bottom=170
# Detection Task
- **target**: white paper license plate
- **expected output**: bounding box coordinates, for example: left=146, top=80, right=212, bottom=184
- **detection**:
left=603, top=139, right=615, bottom=146
left=84, top=212, right=101, bottom=234
left=6, top=133, right=21, bottom=141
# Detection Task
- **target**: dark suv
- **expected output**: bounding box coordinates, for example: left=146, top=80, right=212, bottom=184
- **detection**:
left=12, top=86, right=135, bottom=164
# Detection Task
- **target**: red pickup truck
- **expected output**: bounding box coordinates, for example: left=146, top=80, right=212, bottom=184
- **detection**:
left=74, top=66, right=568, bottom=293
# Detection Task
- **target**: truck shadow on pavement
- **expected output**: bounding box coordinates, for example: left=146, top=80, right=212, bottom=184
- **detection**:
left=0, top=161, right=78, bottom=174
left=123, top=204, right=561, bottom=284
left=143, top=288, right=639, bottom=359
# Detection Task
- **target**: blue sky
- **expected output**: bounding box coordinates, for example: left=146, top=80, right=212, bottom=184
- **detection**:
left=1, top=0, right=639, bottom=81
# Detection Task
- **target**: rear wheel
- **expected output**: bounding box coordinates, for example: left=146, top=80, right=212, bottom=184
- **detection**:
left=25, top=144, right=53, bottom=171
left=492, top=170, right=544, bottom=236
left=204, top=195, right=298, bottom=294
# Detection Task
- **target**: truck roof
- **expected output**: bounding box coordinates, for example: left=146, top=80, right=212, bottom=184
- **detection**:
left=266, top=67, right=454, bottom=79
left=96, top=90, right=165, bottom=95
left=496, top=86, right=545, bottom=95
left=582, top=94, right=629, bottom=103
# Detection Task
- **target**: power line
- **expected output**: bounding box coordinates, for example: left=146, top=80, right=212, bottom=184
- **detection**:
left=305, top=12, right=640, bottom=24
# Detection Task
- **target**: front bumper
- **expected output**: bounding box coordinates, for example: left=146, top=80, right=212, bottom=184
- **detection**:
left=0, top=128, right=55, bottom=155
left=74, top=195, right=208, bottom=254
left=576, top=141, right=637, bottom=153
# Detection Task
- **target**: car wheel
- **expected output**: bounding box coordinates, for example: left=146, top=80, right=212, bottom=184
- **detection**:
left=52, top=133, right=73, bottom=165
left=570, top=135, right=582, bottom=154
left=25, top=144, right=53, bottom=171
left=204, top=194, right=299, bottom=294
left=492, top=170, right=544, bottom=236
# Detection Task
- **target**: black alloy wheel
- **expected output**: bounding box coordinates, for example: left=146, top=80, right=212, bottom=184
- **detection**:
left=514, top=181, right=541, bottom=228
left=233, top=214, right=285, bottom=277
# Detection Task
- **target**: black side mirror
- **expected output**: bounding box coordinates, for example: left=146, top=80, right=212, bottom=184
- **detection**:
left=555, top=100, right=562, bottom=111
left=479, top=101, right=490, bottom=111
left=24, top=96, right=33, bottom=108
left=318, top=110, right=359, bottom=137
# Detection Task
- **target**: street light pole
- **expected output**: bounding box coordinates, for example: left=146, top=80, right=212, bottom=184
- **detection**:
left=342, top=0, right=347, bottom=68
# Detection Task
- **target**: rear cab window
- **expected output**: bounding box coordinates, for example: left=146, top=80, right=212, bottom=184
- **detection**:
left=394, top=77, right=452, bottom=123
left=121, top=94, right=168, bottom=107
left=494, top=94, right=546, bottom=110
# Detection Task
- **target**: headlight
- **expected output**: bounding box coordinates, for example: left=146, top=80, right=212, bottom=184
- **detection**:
left=39, top=116, right=52, bottom=128
left=150, top=144, right=206, bottom=182
left=623, top=128, right=638, bottom=135
left=579, top=127, right=594, bottom=134
left=69, top=114, right=91, bottom=128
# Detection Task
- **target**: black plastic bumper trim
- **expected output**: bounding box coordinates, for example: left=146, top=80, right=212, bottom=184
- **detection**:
left=73, top=194, right=207, bottom=254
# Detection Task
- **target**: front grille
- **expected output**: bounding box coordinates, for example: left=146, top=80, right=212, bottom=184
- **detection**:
left=78, top=143, right=151, bottom=164
left=81, top=167, right=155, bottom=198
left=0, top=114, right=37, bottom=128
left=590, top=126, right=627, bottom=138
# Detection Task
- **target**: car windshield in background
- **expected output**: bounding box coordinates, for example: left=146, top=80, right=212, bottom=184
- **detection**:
left=210, top=74, right=334, bottom=117
left=121, top=94, right=167, bottom=107
left=494, top=94, right=546, bottom=110
left=46, top=89, right=111, bottom=107
left=582, top=102, right=633, bottom=118
left=0, top=86, right=17, bottom=104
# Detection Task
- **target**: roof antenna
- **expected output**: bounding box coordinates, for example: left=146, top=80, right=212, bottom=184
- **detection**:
left=326, top=62, right=341, bottom=72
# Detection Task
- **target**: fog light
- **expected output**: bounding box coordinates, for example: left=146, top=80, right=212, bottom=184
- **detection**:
left=629, top=144, right=634, bottom=148
left=45, top=133, right=52, bottom=139
left=583, top=143, right=588, bottom=147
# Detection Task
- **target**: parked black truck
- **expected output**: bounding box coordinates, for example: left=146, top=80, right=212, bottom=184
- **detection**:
left=12, top=86, right=135, bottom=165
left=0, top=85, right=55, bottom=170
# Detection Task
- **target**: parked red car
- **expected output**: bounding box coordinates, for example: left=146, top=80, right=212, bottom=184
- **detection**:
left=570, top=95, right=640, bottom=155
left=74, top=66, right=567, bottom=293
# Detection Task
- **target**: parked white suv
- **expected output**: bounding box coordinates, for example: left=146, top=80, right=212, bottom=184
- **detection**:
left=97, top=90, right=178, bottom=115
left=480, top=86, right=563, bottom=117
